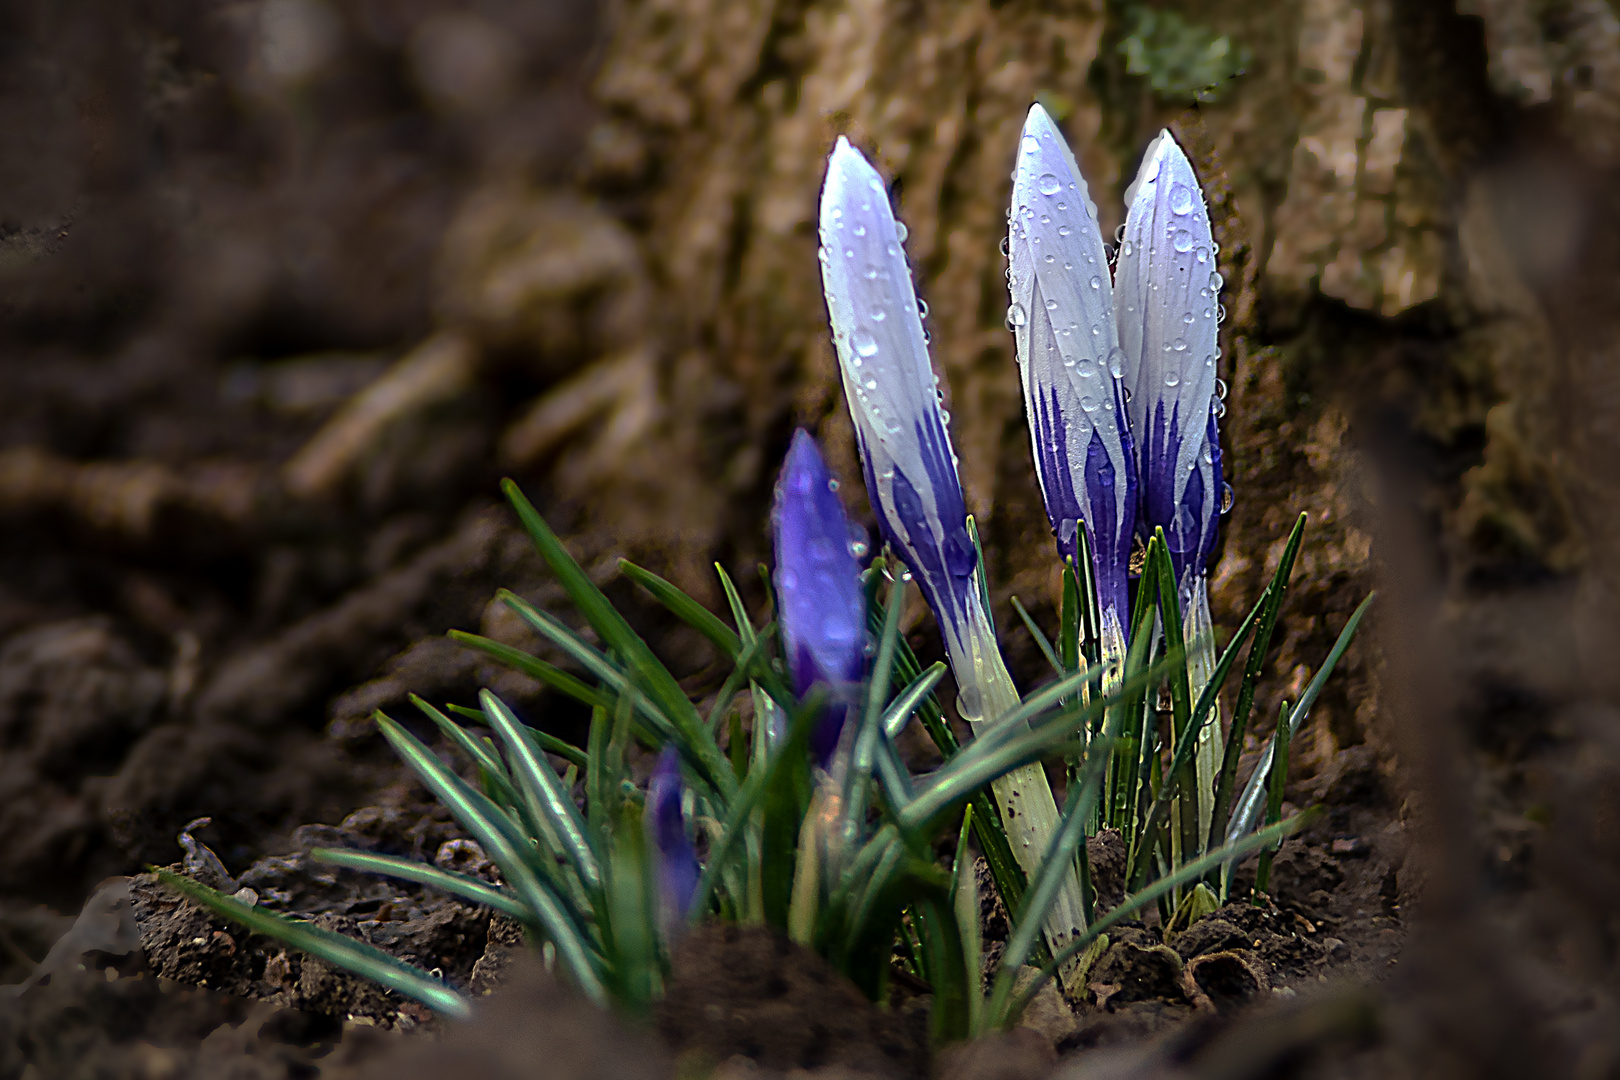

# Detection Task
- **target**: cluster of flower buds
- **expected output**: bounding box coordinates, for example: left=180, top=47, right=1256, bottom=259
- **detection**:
left=1010, top=105, right=1229, bottom=842
left=1010, top=105, right=1228, bottom=660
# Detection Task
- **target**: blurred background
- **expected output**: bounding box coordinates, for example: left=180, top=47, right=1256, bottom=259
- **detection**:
left=2, top=0, right=1620, bottom=1075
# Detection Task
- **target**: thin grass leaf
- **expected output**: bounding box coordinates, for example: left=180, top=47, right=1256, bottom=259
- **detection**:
left=500, top=480, right=735, bottom=798
left=619, top=559, right=742, bottom=659
left=996, top=812, right=1315, bottom=1027
left=1126, top=591, right=1266, bottom=889
left=842, top=574, right=906, bottom=841
left=1207, top=513, right=1307, bottom=850
left=1150, top=526, right=1198, bottom=876
left=481, top=690, right=601, bottom=893
left=310, top=848, right=530, bottom=921
left=715, top=564, right=756, bottom=644
left=882, top=662, right=947, bottom=740
left=1011, top=595, right=1064, bottom=677
left=1253, top=700, right=1292, bottom=899
left=410, top=696, right=517, bottom=803
left=448, top=631, right=614, bottom=713
left=375, top=713, right=606, bottom=1003
left=156, top=869, right=472, bottom=1019
left=446, top=703, right=592, bottom=771
left=491, top=594, right=680, bottom=745
left=953, top=807, right=984, bottom=1037
left=1227, top=591, right=1374, bottom=843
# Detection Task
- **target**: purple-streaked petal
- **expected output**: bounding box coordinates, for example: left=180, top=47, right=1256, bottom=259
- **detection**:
left=1008, top=103, right=1138, bottom=624
left=773, top=428, right=867, bottom=763
left=1116, top=130, right=1223, bottom=592
left=819, top=137, right=979, bottom=645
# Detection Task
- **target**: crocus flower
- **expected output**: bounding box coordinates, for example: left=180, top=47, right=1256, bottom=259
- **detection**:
left=648, top=744, right=699, bottom=928
left=1007, top=103, right=1139, bottom=666
left=816, top=137, right=1004, bottom=712
left=1114, top=129, right=1228, bottom=847
left=818, top=135, right=1087, bottom=963
left=1114, top=129, right=1225, bottom=604
left=773, top=427, right=867, bottom=764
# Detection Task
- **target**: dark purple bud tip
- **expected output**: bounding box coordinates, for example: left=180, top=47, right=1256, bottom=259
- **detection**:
left=774, top=429, right=867, bottom=762
left=649, top=744, right=698, bottom=920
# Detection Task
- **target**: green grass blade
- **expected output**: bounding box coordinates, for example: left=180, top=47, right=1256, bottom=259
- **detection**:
left=1228, top=591, right=1374, bottom=842
left=156, top=869, right=472, bottom=1019
left=310, top=849, right=531, bottom=921
left=500, top=480, right=734, bottom=798
left=714, top=563, right=757, bottom=646
left=842, top=575, right=906, bottom=839
left=953, top=807, right=984, bottom=1037
left=1253, top=700, right=1293, bottom=898
left=410, top=696, right=518, bottom=801
left=882, top=662, right=947, bottom=740
left=375, top=714, right=607, bottom=1003
left=998, top=812, right=1315, bottom=1026
left=1207, top=512, right=1307, bottom=850
left=1010, top=595, right=1063, bottom=677
left=448, top=631, right=616, bottom=713
left=619, top=559, right=742, bottom=660
left=1150, top=527, right=1197, bottom=875
left=1126, top=592, right=1266, bottom=890
left=481, top=690, right=602, bottom=894
left=446, top=703, right=591, bottom=771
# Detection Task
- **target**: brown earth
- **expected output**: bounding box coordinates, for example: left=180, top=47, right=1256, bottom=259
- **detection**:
left=3, top=0, right=1620, bottom=1076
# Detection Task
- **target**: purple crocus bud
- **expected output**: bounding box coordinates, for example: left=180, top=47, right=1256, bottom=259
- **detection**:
left=1007, top=104, right=1139, bottom=651
left=816, top=137, right=989, bottom=680
left=648, top=744, right=699, bottom=927
left=773, top=428, right=867, bottom=764
left=1114, top=129, right=1226, bottom=604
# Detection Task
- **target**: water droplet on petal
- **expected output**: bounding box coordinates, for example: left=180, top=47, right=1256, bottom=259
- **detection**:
left=1221, top=483, right=1235, bottom=514
left=1210, top=271, right=1224, bottom=291
left=1170, top=182, right=1194, bottom=214
left=1045, top=297, right=1058, bottom=311
left=854, top=331, right=879, bottom=358
left=1173, top=337, right=1188, bottom=352
left=871, top=309, right=886, bottom=322
left=1108, top=346, right=1126, bottom=378
left=1039, top=172, right=1061, bottom=195
left=1195, top=246, right=1209, bottom=264
left=1005, top=303, right=1027, bottom=330
left=1057, top=224, right=1071, bottom=237
left=1165, top=369, right=1182, bottom=387
left=894, top=221, right=908, bottom=243
left=853, top=224, right=866, bottom=237
left=1089, top=275, right=1101, bottom=290
left=827, top=477, right=840, bottom=492
left=1173, top=228, right=1193, bottom=252
left=1081, top=395, right=1098, bottom=412
left=1121, top=240, right=1134, bottom=257
left=1183, top=311, right=1195, bottom=324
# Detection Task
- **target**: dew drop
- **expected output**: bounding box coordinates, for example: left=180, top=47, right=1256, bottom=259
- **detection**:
left=853, top=224, right=866, bottom=237
left=1045, top=297, right=1058, bottom=311
left=1220, top=483, right=1235, bottom=514
left=1022, top=136, right=1040, bottom=154
left=894, top=221, right=908, bottom=243
left=827, top=477, right=840, bottom=492
left=1081, top=394, right=1098, bottom=412
left=1039, top=172, right=1061, bottom=195
left=1215, top=378, right=1228, bottom=400
left=1121, top=240, right=1134, bottom=257
left=1058, top=225, right=1071, bottom=237
left=1089, top=275, right=1101, bottom=290
left=871, top=309, right=886, bottom=322
left=1195, top=246, right=1209, bottom=264
left=1108, top=346, right=1126, bottom=378
left=1209, top=271, right=1225, bottom=291
left=1005, top=303, right=1027, bottom=330
left=1165, top=369, right=1182, bottom=387
left=917, top=299, right=929, bottom=319
left=1173, top=228, right=1193, bottom=253
left=1183, top=311, right=1195, bottom=324
left=854, top=331, right=879, bottom=358
left=1000, top=235, right=1011, bottom=257
left=1170, top=182, right=1194, bottom=214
